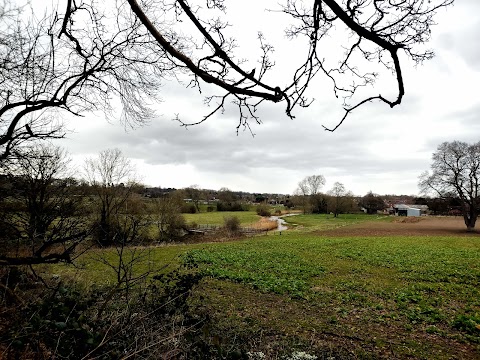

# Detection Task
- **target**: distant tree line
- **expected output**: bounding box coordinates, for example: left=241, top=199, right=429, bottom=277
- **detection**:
left=0, top=146, right=196, bottom=266
left=292, top=175, right=359, bottom=216
left=0, top=145, right=298, bottom=266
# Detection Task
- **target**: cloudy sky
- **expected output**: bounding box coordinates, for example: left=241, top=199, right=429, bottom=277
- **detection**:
left=57, top=0, right=480, bottom=196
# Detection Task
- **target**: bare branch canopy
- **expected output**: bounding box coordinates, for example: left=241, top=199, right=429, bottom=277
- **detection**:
left=0, top=0, right=453, bottom=160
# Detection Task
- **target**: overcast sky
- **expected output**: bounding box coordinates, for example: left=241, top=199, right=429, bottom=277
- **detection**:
left=56, top=0, right=480, bottom=196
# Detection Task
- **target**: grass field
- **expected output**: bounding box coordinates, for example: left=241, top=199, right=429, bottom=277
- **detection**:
left=183, top=210, right=261, bottom=226
left=283, top=213, right=392, bottom=230
left=50, top=215, right=480, bottom=359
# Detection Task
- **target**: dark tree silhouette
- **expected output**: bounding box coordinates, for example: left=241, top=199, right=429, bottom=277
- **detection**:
left=360, top=191, right=385, bottom=214
left=419, top=141, right=480, bottom=232
left=84, top=148, right=138, bottom=246
left=327, top=181, right=352, bottom=217
left=0, top=0, right=168, bottom=161
left=0, top=144, right=88, bottom=265
left=1, top=0, right=453, bottom=160
left=296, top=174, right=326, bottom=214
left=127, top=0, right=453, bottom=129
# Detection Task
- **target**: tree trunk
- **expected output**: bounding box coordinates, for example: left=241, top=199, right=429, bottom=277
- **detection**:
left=99, top=206, right=112, bottom=245
left=463, top=206, right=477, bottom=232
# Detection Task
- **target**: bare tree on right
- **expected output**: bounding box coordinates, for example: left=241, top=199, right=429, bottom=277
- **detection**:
left=419, top=141, right=480, bottom=232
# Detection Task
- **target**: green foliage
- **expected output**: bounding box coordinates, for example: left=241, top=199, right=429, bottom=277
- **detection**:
left=2, top=265, right=208, bottom=359
left=4, top=283, right=103, bottom=358
left=452, top=314, right=480, bottom=340
left=183, top=245, right=324, bottom=298
left=33, top=214, right=480, bottom=358
left=151, top=266, right=204, bottom=315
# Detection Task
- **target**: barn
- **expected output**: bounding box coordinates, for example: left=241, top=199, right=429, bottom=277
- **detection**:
left=393, top=204, right=426, bottom=217
left=407, top=208, right=421, bottom=217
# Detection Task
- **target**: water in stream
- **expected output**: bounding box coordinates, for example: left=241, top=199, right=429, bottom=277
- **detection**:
left=268, top=213, right=299, bottom=231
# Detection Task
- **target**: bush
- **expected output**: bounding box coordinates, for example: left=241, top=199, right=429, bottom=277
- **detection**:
left=256, top=204, right=271, bottom=217
left=207, top=206, right=215, bottom=212
left=224, top=216, right=240, bottom=232
left=217, top=202, right=247, bottom=212
left=181, top=203, right=197, bottom=213
left=157, top=213, right=186, bottom=241
left=1, top=266, right=206, bottom=360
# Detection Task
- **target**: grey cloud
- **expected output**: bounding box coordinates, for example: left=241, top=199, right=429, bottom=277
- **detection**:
left=438, top=29, right=480, bottom=71
left=435, top=0, right=480, bottom=71
left=55, top=0, right=480, bottom=196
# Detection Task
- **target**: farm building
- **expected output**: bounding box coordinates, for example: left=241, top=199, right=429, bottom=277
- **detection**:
left=407, top=208, right=421, bottom=217
left=393, top=204, right=428, bottom=217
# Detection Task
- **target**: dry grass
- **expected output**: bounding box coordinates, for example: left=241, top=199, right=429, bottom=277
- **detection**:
left=250, top=218, right=278, bottom=231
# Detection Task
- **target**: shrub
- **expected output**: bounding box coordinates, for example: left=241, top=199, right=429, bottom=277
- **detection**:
left=181, top=203, right=197, bottom=213
left=224, top=215, right=240, bottom=232
left=158, top=213, right=186, bottom=241
left=1, top=266, right=206, bottom=360
left=256, top=204, right=271, bottom=217
left=217, top=202, right=247, bottom=212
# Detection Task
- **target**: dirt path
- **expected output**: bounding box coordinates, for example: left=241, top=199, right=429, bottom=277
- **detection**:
left=316, top=216, right=479, bottom=237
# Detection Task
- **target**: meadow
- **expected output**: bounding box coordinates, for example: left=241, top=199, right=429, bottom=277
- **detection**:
left=183, top=210, right=261, bottom=226
left=49, top=214, right=480, bottom=359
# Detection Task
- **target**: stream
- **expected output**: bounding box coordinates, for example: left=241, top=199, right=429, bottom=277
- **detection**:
left=268, top=213, right=299, bottom=232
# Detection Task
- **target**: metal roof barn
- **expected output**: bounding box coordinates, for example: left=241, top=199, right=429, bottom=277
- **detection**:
left=407, top=208, right=421, bottom=217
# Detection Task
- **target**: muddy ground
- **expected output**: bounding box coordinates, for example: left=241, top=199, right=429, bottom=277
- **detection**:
left=317, top=216, right=479, bottom=237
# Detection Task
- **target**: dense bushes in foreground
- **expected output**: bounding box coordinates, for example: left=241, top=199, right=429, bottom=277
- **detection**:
left=0, top=266, right=206, bottom=359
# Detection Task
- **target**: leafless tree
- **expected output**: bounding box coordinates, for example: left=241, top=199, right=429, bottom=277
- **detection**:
left=296, top=174, right=326, bottom=213
left=327, top=181, right=347, bottom=217
left=184, top=185, right=204, bottom=212
left=0, top=144, right=88, bottom=265
left=84, top=148, right=138, bottom=245
left=127, top=0, right=453, bottom=130
left=0, top=0, right=169, bottom=161
left=1, top=0, right=453, bottom=161
left=153, top=192, right=186, bottom=241
left=419, top=141, right=480, bottom=232
left=297, top=174, right=326, bottom=196
left=280, top=0, right=453, bottom=130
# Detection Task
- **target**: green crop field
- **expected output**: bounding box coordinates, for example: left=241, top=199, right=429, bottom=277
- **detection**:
left=47, top=215, right=480, bottom=359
